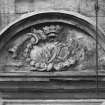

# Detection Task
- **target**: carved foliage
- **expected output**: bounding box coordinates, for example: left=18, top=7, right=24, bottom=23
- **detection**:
left=3, top=23, right=105, bottom=72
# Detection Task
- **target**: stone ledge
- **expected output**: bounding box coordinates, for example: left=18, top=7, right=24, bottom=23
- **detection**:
left=1, top=99, right=105, bottom=105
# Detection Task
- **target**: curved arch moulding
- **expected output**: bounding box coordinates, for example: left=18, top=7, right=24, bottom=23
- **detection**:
left=0, top=10, right=105, bottom=76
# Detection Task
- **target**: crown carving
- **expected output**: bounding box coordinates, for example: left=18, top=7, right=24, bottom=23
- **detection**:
left=31, top=25, right=61, bottom=39
left=43, top=25, right=61, bottom=35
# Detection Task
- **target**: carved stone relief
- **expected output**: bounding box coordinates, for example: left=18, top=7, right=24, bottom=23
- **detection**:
left=0, top=23, right=104, bottom=72
left=0, top=11, right=105, bottom=73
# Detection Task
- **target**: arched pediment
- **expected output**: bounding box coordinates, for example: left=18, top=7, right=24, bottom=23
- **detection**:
left=0, top=10, right=105, bottom=73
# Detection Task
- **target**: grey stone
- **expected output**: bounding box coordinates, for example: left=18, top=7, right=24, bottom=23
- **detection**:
left=52, top=0, right=80, bottom=12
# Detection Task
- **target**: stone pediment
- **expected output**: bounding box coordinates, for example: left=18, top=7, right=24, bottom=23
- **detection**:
left=0, top=10, right=105, bottom=74
left=0, top=10, right=105, bottom=99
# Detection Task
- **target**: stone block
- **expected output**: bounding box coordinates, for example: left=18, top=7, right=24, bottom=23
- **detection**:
left=15, top=0, right=53, bottom=13
left=0, top=13, right=9, bottom=30
left=52, top=0, right=80, bottom=12
left=32, top=0, right=53, bottom=11
left=80, top=0, right=96, bottom=17
left=0, top=0, right=15, bottom=13
left=98, top=0, right=105, bottom=16
left=80, top=0, right=105, bottom=17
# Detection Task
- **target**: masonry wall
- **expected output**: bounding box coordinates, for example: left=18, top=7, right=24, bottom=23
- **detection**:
left=0, top=0, right=105, bottom=33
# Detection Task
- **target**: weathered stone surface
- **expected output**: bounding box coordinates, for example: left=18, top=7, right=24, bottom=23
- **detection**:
left=98, top=0, right=105, bottom=16
left=0, top=0, right=105, bottom=32
left=0, top=10, right=105, bottom=73
left=80, top=0, right=96, bottom=17
left=88, top=16, right=105, bottom=34
left=15, top=0, right=53, bottom=13
left=0, top=13, right=9, bottom=31
left=15, top=0, right=80, bottom=13
left=32, top=0, right=53, bottom=11
left=15, top=0, right=33, bottom=13
left=80, top=0, right=105, bottom=17
left=0, top=1, right=105, bottom=99
left=98, top=16, right=105, bottom=33
left=0, top=13, right=21, bottom=31
left=52, top=0, right=80, bottom=12
left=0, top=0, right=15, bottom=13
